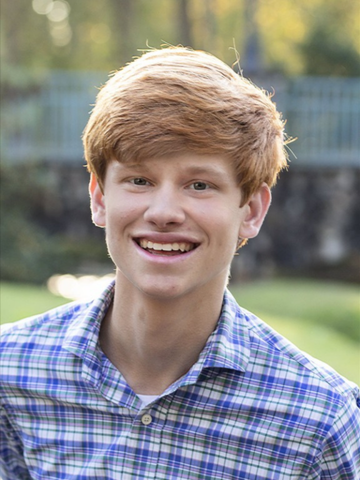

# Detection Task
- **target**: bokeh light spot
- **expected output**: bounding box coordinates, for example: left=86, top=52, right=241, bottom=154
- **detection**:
left=47, top=0, right=70, bottom=23
left=49, top=19, right=72, bottom=46
left=32, top=0, right=54, bottom=15
left=47, top=274, right=115, bottom=300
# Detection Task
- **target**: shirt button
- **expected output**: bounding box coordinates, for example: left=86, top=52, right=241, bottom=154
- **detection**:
left=141, top=414, right=152, bottom=425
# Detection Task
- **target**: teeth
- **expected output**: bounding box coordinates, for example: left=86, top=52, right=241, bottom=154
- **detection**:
left=139, top=239, right=193, bottom=252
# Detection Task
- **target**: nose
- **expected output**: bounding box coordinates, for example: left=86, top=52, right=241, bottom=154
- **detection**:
left=143, top=184, right=186, bottom=228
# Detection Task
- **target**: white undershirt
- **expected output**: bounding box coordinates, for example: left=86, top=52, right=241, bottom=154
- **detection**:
left=137, top=394, right=158, bottom=408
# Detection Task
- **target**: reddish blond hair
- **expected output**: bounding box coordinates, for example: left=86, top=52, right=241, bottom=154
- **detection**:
left=83, top=47, right=287, bottom=205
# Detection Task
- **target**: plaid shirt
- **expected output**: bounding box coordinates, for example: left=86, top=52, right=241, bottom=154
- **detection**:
left=1, top=282, right=359, bottom=479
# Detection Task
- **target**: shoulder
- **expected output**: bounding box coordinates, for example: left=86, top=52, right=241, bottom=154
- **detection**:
left=222, top=286, right=358, bottom=407
left=0, top=301, right=92, bottom=379
left=232, top=302, right=360, bottom=469
left=238, top=303, right=359, bottom=404
left=0, top=281, right=114, bottom=387
left=0, top=280, right=115, bottom=350
left=1, top=300, right=88, bottom=346
left=0, top=301, right=87, bottom=400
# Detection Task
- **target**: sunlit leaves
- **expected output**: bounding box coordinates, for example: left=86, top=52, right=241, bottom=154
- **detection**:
left=3, top=0, right=360, bottom=74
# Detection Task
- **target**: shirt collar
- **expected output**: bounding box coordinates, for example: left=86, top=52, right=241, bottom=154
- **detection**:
left=63, top=280, right=115, bottom=386
left=202, top=288, right=251, bottom=373
left=63, top=282, right=250, bottom=389
left=159, top=289, right=251, bottom=398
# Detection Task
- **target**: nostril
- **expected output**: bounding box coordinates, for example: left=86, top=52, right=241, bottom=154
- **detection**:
left=143, top=202, right=186, bottom=226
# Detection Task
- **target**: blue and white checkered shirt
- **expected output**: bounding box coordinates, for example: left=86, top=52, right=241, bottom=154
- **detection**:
left=1, top=282, right=359, bottom=479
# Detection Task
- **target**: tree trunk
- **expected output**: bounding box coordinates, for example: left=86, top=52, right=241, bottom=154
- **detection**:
left=204, top=0, right=216, bottom=52
left=243, top=0, right=263, bottom=75
left=178, top=0, right=193, bottom=47
left=109, top=0, right=135, bottom=65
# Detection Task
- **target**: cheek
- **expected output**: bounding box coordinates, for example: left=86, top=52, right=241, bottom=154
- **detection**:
left=220, top=210, right=243, bottom=250
left=105, top=202, right=143, bottom=232
left=197, top=205, right=240, bottom=247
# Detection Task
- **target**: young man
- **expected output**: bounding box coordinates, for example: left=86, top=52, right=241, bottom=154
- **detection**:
left=1, top=48, right=359, bottom=479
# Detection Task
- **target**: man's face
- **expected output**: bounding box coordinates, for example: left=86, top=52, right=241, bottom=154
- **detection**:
left=90, top=153, right=270, bottom=301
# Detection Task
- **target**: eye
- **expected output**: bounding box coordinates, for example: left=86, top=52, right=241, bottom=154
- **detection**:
left=131, top=177, right=149, bottom=186
left=191, top=181, right=209, bottom=191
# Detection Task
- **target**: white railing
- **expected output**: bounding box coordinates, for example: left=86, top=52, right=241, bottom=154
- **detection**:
left=2, top=72, right=360, bottom=167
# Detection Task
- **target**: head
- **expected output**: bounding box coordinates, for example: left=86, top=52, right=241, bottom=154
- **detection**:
left=83, top=46, right=287, bottom=214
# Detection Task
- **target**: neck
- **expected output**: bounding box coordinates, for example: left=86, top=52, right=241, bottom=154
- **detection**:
left=99, top=272, right=226, bottom=395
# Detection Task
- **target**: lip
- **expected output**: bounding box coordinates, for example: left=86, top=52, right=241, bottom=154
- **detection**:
left=133, top=232, right=200, bottom=244
left=132, top=234, right=200, bottom=263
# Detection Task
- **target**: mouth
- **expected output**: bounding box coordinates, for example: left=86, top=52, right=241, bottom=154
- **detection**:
left=136, top=239, right=198, bottom=256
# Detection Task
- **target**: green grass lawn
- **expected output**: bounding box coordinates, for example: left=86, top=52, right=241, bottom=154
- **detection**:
left=1, top=282, right=69, bottom=325
left=1, top=279, right=359, bottom=384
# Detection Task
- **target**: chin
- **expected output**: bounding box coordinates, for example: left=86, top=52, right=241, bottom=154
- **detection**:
left=140, top=284, right=187, bottom=301
left=131, top=275, right=198, bottom=301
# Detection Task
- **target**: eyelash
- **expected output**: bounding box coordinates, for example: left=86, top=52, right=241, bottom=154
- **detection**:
left=130, top=178, right=150, bottom=186
left=190, top=181, right=209, bottom=191
left=128, top=178, right=211, bottom=191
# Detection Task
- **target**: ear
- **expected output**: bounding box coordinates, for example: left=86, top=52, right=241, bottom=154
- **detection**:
left=89, top=174, right=106, bottom=228
left=238, top=183, right=271, bottom=240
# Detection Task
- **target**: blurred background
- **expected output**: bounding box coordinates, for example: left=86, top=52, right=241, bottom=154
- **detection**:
left=1, top=0, right=359, bottom=382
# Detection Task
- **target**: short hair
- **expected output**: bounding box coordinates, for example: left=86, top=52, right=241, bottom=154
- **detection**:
left=83, top=47, right=288, bottom=205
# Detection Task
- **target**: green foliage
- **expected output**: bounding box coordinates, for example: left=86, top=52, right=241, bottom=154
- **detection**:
left=2, top=0, right=359, bottom=75
left=300, top=18, right=360, bottom=76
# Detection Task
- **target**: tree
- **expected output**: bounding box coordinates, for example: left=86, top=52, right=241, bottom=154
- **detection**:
left=1, top=0, right=359, bottom=75
left=109, top=0, right=137, bottom=65
left=178, top=0, right=193, bottom=47
left=300, top=13, right=360, bottom=76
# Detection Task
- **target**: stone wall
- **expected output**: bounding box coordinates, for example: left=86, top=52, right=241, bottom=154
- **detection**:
left=232, top=167, right=360, bottom=282
left=4, top=162, right=359, bottom=283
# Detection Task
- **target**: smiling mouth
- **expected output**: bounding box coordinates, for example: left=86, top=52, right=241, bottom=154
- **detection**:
left=137, top=239, right=197, bottom=255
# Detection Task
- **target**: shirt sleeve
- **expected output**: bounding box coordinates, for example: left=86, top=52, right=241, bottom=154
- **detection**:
left=318, top=389, right=360, bottom=479
left=0, top=405, right=32, bottom=480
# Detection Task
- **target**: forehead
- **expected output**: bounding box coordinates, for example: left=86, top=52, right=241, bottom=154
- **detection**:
left=108, top=153, right=238, bottom=179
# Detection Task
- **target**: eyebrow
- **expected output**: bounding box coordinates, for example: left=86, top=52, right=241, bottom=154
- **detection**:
left=110, top=162, right=146, bottom=176
left=115, top=162, right=144, bottom=170
left=112, top=160, right=231, bottom=180
left=176, top=164, right=235, bottom=185
left=181, top=165, right=228, bottom=177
